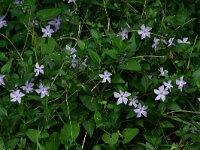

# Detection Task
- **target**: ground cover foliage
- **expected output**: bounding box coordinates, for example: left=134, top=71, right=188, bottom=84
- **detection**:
left=0, top=0, right=200, bottom=149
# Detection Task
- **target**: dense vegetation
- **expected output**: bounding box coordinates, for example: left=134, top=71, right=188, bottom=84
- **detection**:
left=0, top=0, right=200, bottom=149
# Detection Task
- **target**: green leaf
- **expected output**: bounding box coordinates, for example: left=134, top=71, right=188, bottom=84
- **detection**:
left=83, top=119, right=95, bottom=137
left=40, top=38, right=57, bottom=55
left=88, top=49, right=101, bottom=64
left=122, top=128, right=139, bottom=144
left=102, top=132, right=119, bottom=145
left=1, top=59, right=13, bottom=74
left=46, top=132, right=60, bottom=150
left=0, top=105, right=7, bottom=117
left=60, top=121, right=80, bottom=143
left=79, top=95, right=100, bottom=111
left=94, top=111, right=102, bottom=126
left=90, top=29, right=100, bottom=39
left=160, top=121, right=175, bottom=128
left=0, top=137, right=4, bottom=150
left=118, top=59, right=141, bottom=71
left=104, top=49, right=118, bottom=59
left=111, top=74, right=125, bottom=83
left=77, top=39, right=85, bottom=50
left=37, top=8, right=61, bottom=21
left=26, top=129, right=40, bottom=143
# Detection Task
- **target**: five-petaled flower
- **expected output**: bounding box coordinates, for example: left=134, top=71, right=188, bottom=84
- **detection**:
left=48, top=16, right=62, bottom=32
left=35, top=83, right=50, bottom=98
left=114, top=90, right=131, bottom=105
left=134, top=103, right=148, bottom=118
left=163, top=80, right=173, bottom=92
left=158, top=67, right=167, bottom=77
left=99, top=70, right=112, bottom=83
left=41, top=25, right=54, bottom=37
left=176, top=76, right=186, bottom=92
left=0, top=16, right=7, bottom=29
left=129, top=96, right=139, bottom=108
left=137, top=24, right=152, bottom=39
left=10, top=90, right=25, bottom=104
left=21, top=81, right=34, bottom=93
left=154, top=85, right=169, bottom=102
left=119, top=29, right=128, bottom=40
left=0, top=74, right=5, bottom=86
left=34, top=63, right=44, bottom=77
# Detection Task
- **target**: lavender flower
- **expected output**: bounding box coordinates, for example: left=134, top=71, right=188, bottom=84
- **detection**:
left=154, top=85, right=169, bottom=102
left=114, top=90, right=131, bottom=105
left=134, top=103, right=148, bottom=118
left=176, top=76, right=186, bottom=92
left=119, top=29, right=128, bottom=40
left=0, top=16, right=7, bottom=29
left=34, top=63, right=44, bottom=77
left=35, top=83, right=49, bottom=98
left=10, top=90, right=25, bottom=104
left=167, top=38, right=175, bottom=47
left=0, top=74, right=5, bottom=86
left=48, top=16, right=62, bottom=32
left=68, top=0, right=76, bottom=3
left=66, top=45, right=76, bottom=54
left=152, top=37, right=160, bottom=51
left=41, top=25, right=54, bottom=38
left=129, top=96, right=139, bottom=108
left=21, top=81, right=34, bottom=93
left=137, top=24, right=152, bottom=39
left=99, top=70, right=112, bottom=83
left=163, top=80, right=173, bottom=92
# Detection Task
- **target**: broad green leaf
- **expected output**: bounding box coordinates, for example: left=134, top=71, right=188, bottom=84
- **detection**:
left=104, top=49, right=118, bottom=59
left=90, top=29, right=100, bottom=39
left=0, top=53, right=8, bottom=61
left=60, top=121, right=80, bottom=143
left=0, top=137, right=4, bottom=150
left=37, top=8, right=61, bottom=21
left=1, top=59, right=13, bottom=74
left=79, top=95, right=100, bottom=111
left=122, top=128, right=139, bottom=144
left=83, top=119, right=95, bottom=137
left=88, top=49, right=101, bottom=64
left=102, top=132, right=119, bottom=145
left=46, top=132, right=60, bottom=150
left=118, top=59, right=141, bottom=71
left=40, top=38, right=57, bottom=55
left=77, top=39, right=85, bottom=50
left=0, top=40, right=7, bottom=48
left=26, top=129, right=40, bottom=143
left=111, top=74, right=125, bottom=83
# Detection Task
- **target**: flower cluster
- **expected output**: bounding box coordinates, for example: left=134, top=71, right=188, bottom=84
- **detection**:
left=4, top=62, right=50, bottom=104
left=113, top=90, right=148, bottom=118
left=154, top=76, right=186, bottom=102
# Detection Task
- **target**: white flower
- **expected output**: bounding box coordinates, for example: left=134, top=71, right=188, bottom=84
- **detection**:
left=177, top=37, right=190, bottom=44
left=99, top=70, right=112, bottom=83
left=154, top=85, right=169, bottom=102
left=167, top=37, right=175, bottom=47
left=21, top=81, right=34, bottom=93
left=176, top=76, right=186, bottom=92
left=129, top=96, right=138, bottom=108
left=158, top=67, right=167, bottom=77
left=137, top=24, right=152, bottom=39
left=34, top=63, right=44, bottom=77
left=152, top=37, right=160, bottom=51
left=35, top=83, right=49, bottom=98
left=0, top=16, right=7, bottom=29
left=0, top=74, right=5, bottom=86
left=119, top=29, right=128, bottom=40
left=114, top=90, right=131, bottom=105
left=68, top=0, right=75, bottom=3
left=41, top=25, right=54, bottom=38
left=198, top=97, right=200, bottom=102
left=10, top=90, right=25, bottom=104
left=163, top=80, right=173, bottom=92
left=134, top=103, right=148, bottom=118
